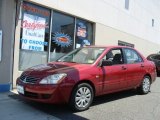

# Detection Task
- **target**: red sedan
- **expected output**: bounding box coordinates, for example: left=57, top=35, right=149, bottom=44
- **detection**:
left=17, top=46, right=156, bottom=111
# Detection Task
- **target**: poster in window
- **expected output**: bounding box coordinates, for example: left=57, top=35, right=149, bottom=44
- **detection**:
left=21, top=13, right=48, bottom=51
left=76, top=22, right=91, bottom=47
left=52, top=32, right=72, bottom=47
left=77, top=22, right=87, bottom=40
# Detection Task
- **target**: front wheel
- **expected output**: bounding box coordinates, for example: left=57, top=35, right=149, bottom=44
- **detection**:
left=69, top=83, right=94, bottom=111
left=138, top=76, right=151, bottom=94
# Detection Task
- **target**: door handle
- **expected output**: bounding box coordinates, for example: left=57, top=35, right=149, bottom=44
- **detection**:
left=121, top=66, right=127, bottom=70
left=141, top=64, right=144, bottom=67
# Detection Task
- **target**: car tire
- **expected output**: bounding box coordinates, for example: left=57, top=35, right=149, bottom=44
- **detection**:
left=138, top=76, right=151, bottom=94
left=69, top=83, right=94, bottom=111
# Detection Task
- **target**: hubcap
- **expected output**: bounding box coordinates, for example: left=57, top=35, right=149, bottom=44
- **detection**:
left=75, top=87, right=91, bottom=108
left=143, top=77, right=150, bottom=93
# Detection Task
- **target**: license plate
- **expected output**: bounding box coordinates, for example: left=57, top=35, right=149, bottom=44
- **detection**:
left=17, top=85, right=24, bottom=94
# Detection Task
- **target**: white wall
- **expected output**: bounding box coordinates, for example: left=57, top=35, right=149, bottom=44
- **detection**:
left=95, top=23, right=160, bottom=57
left=30, top=0, right=160, bottom=44
left=0, top=0, right=16, bottom=85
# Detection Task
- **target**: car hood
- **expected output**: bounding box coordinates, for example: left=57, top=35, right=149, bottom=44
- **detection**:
left=22, top=62, right=90, bottom=78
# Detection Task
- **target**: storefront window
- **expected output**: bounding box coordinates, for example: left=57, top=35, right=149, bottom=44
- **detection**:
left=75, top=19, right=93, bottom=48
left=19, top=2, right=94, bottom=70
left=19, top=2, right=50, bottom=70
left=50, top=12, right=74, bottom=61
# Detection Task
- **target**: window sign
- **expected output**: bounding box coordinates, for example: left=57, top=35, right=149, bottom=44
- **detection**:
left=53, top=32, right=72, bottom=47
left=75, top=19, right=93, bottom=48
left=0, top=30, right=2, bottom=62
left=19, top=2, right=50, bottom=71
left=77, top=22, right=87, bottom=39
left=19, top=2, right=94, bottom=69
left=21, top=13, right=48, bottom=51
left=76, top=22, right=91, bottom=47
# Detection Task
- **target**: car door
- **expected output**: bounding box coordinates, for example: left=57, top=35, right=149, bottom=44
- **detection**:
left=100, top=48, right=128, bottom=94
left=123, top=48, right=145, bottom=88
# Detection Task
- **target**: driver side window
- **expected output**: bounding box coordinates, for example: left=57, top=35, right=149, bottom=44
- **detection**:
left=102, top=49, right=124, bottom=65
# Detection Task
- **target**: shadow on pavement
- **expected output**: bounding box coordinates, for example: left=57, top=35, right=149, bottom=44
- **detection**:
left=92, top=89, right=138, bottom=106
left=8, top=89, right=139, bottom=120
left=8, top=93, right=88, bottom=120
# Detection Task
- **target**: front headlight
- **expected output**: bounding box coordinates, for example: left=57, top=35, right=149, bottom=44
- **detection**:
left=39, top=73, right=67, bottom=84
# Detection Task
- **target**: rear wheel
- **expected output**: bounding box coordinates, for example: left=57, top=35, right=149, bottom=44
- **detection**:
left=69, top=83, right=94, bottom=111
left=138, top=76, right=151, bottom=94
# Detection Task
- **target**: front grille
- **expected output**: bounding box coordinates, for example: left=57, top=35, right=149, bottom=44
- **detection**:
left=24, top=91, right=52, bottom=99
left=25, top=91, right=39, bottom=99
left=20, top=74, right=40, bottom=84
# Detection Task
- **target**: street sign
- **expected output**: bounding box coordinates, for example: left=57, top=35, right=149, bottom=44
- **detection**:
left=0, top=30, right=2, bottom=62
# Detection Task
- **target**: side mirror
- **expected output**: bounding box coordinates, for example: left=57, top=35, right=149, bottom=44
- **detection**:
left=101, top=60, right=113, bottom=67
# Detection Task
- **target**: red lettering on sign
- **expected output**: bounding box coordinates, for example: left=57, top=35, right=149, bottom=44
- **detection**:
left=22, top=20, right=48, bottom=30
left=22, top=4, right=50, bottom=17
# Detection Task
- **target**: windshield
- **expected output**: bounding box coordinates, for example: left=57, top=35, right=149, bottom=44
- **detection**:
left=57, top=47, right=106, bottom=64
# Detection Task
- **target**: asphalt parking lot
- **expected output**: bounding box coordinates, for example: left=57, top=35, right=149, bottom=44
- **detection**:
left=0, top=77, right=160, bottom=120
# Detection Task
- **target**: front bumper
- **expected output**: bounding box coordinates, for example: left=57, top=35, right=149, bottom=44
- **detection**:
left=16, top=78, right=67, bottom=104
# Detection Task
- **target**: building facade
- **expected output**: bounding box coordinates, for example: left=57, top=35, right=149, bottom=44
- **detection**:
left=0, top=0, right=160, bottom=91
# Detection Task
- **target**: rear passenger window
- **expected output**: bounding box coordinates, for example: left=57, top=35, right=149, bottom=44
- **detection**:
left=124, top=49, right=143, bottom=64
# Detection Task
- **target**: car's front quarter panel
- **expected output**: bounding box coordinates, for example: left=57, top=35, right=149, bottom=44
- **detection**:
left=62, top=65, right=102, bottom=97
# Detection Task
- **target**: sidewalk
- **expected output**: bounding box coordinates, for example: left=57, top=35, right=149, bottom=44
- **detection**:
left=0, top=91, right=86, bottom=120
left=0, top=91, right=61, bottom=120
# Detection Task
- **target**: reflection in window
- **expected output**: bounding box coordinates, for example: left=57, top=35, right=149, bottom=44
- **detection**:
left=50, top=12, right=74, bottom=61
left=124, top=49, right=143, bottom=64
left=58, top=47, right=105, bottom=64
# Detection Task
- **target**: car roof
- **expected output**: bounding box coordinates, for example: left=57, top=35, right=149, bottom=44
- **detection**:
left=84, top=45, right=133, bottom=49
